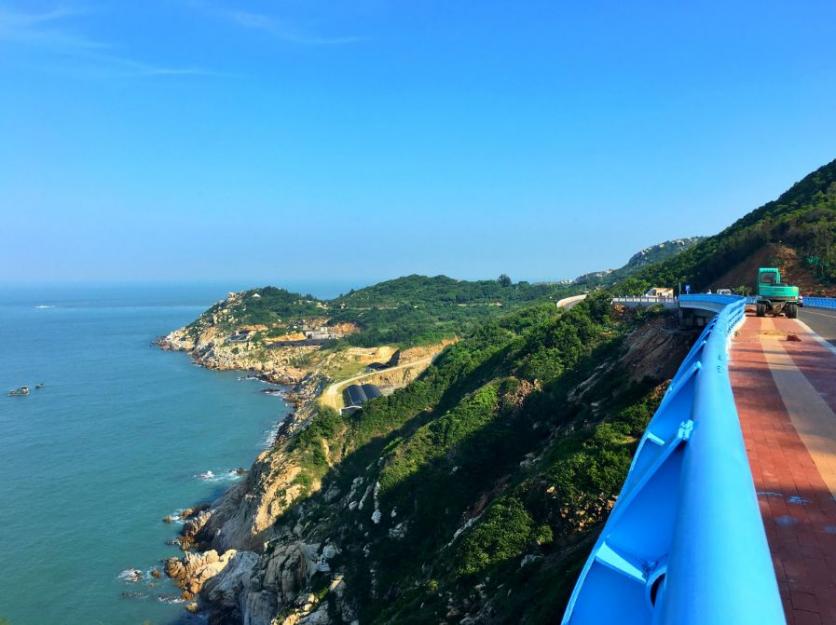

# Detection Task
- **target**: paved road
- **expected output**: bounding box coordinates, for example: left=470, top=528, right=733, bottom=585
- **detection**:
left=799, top=306, right=836, bottom=347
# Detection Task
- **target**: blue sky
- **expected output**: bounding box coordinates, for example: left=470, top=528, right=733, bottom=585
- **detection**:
left=1, top=1, right=835, bottom=285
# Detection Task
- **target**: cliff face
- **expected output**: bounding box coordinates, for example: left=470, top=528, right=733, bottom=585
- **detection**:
left=166, top=298, right=693, bottom=625
left=198, top=448, right=305, bottom=553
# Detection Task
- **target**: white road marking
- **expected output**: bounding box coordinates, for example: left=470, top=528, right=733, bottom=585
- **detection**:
left=794, top=319, right=836, bottom=357
left=760, top=337, right=836, bottom=497
left=802, top=308, right=836, bottom=319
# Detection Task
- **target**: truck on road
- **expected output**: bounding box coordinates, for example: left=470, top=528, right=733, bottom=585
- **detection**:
left=755, top=267, right=799, bottom=318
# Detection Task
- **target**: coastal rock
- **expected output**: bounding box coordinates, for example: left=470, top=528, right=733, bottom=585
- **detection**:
left=200, top=550, right=259, bottom=615
left=197, top=449, right=310, bottom=552
left=159, top=322, right=321, bottom=387
left=198, top=540, right=340, bottom=625
left=179, top=508, right=213, bottom=551
left=156, top=301, right=454, bottom=624
left=261, top=542, right=320, bottom=600
left=165, top=549, right=237, bottom=599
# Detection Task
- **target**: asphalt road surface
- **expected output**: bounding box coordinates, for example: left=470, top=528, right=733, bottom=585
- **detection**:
left=799, top=306, right=836, bottom=347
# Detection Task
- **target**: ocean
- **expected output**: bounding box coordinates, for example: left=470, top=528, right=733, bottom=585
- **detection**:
left=0, top=283, right=353, bottom=625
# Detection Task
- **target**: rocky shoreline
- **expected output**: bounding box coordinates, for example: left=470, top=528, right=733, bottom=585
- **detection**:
left=154, top=323, right=334, bottom=622
left=151, top=307, right=447, bottom=624
left=156, top=326, right=332, bottom=433
left=153, top=315, right=367, bottom=624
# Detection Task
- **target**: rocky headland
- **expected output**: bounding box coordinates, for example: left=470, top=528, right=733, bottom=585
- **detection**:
left=156, top=291, right=449, bottom=623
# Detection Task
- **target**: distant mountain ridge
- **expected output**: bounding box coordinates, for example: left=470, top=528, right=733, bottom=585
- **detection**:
left=574, top=237, right=704, bottom=286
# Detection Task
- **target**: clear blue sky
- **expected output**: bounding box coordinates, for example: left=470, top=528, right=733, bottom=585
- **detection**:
left=1, top=1, right=835, bottom=285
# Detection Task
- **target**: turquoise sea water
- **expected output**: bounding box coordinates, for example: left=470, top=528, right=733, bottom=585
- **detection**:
left=0, top=283, right=353, bottom=625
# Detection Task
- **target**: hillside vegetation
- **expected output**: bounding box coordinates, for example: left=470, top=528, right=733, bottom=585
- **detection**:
left=185, top=275, right=577, bottom=349
left=330, top=275, right=575, bottom=346
left=617, top=159, right=836, bottom=294
left=170, top=159, right=835, bottom=625
left=189, top=295, right=692, bottom=625
left=182, top=244, right=709, bottom=351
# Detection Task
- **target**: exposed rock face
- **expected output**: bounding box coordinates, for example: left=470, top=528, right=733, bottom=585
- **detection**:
left=620, top=311, right=691, bottom=382
left=158, top=325, right=320, bottom=387
left=178, top=506, right=213, bottom=550
left=196, top=447, right=309, bottom=553
left=200, top=539, right=351, bottom=625
left=200, top=550, right=260, bottom=621
left=165, top=549, right=238, bottom=599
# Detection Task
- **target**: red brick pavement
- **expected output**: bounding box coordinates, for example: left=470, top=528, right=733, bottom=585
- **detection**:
left=730, top=314, right=836, bottom=625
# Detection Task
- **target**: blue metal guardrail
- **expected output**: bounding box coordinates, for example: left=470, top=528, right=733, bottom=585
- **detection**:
left=562, top=295, right=786, bottom=625
left=804, top=296, right=836, bottom=310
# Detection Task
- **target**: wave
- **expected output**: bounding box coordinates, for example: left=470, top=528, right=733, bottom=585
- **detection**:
left=263, top=423, right=280, bottom=448
left=195, top=468, right=245, bottom=483
left=120, top=590, right=149, bottom=600
left=164, top=510, right=187, bottom=525
left=118, top=567, right=163, bottom=583
left=34, top=304, right=55, bottom=309
left=158, top=594, right=187, bottom=604
left=118, top=568, right=145, bottom=583
left=236, top=374, right=266, bottom=382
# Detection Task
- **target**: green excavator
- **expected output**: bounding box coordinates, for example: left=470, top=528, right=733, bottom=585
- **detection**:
left=755, top=267, right=799, bottom=318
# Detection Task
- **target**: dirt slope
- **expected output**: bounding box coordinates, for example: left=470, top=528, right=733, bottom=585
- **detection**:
left=709, top=244, right=835, bottom=296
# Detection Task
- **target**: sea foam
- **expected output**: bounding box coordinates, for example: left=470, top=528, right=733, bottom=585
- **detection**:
left=195, top=468, right=245, bottom=483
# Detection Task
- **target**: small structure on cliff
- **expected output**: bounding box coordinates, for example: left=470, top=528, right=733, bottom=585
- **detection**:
left=341, top=383, right=382, bottom=415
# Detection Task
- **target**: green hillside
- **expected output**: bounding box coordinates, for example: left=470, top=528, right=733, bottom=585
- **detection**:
left=333, top=274, right=565, bottom=307
left=186, top=275, right=578, bottom=348
left=330, top=275, right=575, bottom=347
left=618, top=159, right=836, bottom=293
left=217, top=295, right=686, bottom=625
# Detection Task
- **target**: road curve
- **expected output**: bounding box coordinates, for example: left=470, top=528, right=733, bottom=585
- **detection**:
left=557, top=294, right=587, bottom=309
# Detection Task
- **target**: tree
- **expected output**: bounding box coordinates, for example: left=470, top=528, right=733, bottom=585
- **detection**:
left=497, top=274, right=512, bottom=287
